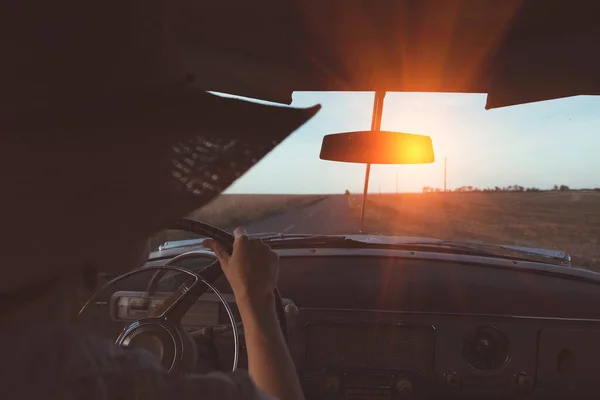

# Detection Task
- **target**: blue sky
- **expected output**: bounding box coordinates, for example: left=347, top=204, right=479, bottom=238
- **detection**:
left=225, top=92, right=600, bottom=194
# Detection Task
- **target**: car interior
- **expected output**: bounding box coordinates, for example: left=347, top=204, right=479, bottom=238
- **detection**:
left=72, top=1, right=600, bottom=399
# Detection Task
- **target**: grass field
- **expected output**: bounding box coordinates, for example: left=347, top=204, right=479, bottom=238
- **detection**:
left=150, top=194, right=324, bottom=249
left=151, top=191, right=600, bottom=270
left=359, top=191, right=600, bottom=270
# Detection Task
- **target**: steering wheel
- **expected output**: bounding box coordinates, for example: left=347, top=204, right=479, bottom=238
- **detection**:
left=79, top=219, right=288, bottom=375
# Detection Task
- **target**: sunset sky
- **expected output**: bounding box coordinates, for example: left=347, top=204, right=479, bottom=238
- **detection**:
left=225, top=92, right=600, bottom=194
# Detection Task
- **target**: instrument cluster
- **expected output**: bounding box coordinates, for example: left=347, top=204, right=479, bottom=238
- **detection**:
left=110, top=291, right=221, bottom=326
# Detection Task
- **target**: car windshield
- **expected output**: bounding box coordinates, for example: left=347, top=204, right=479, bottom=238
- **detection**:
left=152, top=92, right=600, bottom=270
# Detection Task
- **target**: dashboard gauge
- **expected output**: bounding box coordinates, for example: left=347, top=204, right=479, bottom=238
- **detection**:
left=111, top=291, right=220, bottom=326
left=463, top=325, right=510, bottom=372
left=115, top=296, right=164, bottom=320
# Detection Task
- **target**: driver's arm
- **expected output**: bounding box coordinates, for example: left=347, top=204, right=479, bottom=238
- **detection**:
left=204, top=228, right=305, bottom=400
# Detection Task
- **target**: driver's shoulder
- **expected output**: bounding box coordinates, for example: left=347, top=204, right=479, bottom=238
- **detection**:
left=1, top=324, right=271, bottom=400
left=50, top=367, right=271, bottom=400
left=0, top=323, right=160, bottom=398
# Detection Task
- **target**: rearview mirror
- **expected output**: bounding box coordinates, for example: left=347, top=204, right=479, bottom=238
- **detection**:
left=319, top=131, right=435, bottom=164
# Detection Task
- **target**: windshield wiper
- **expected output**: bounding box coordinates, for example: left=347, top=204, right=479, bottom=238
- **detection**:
left=260, top=235, right=507, bottom=255
left=260, top=235, right=568, bottom=265
left=260, top=234, right=351, bottom=245
left=425, top=240, right=570, bottom=265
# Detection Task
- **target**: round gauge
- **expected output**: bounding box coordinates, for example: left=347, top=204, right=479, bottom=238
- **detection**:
left=463, top=325, right=510, bottom=372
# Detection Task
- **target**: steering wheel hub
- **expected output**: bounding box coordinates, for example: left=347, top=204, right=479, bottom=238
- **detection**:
left=117, top=318, right=185, bottom=372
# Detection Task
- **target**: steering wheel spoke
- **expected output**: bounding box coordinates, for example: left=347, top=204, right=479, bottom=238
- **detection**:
left=152, top=279, right=201, bottom=323
left=154, top=257, right=223, bottom=323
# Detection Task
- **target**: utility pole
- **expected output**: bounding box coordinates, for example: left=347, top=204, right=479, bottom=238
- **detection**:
left=444, top=156, right=447, bottom=192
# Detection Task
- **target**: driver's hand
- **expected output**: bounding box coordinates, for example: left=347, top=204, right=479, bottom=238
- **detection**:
left=203, top=227, right=278, bottom=303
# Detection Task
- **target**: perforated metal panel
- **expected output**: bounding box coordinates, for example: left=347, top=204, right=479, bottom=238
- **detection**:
left=303, top=321, right=435, bottom=376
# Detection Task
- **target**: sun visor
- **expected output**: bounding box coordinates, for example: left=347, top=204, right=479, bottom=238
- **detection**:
left=485, top=29, right=600, bottom=109
left=180, top=49, right=296, bottom=105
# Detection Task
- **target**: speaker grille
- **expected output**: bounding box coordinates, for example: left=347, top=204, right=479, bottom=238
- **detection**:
left=303, top=321, right=434, bottom=376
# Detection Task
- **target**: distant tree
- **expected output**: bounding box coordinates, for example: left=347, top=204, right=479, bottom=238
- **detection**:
left=422, top=186, right=431, bottom=193
left=494, top=186, right=501, bottom=192
left=344, top=189, right=350, bottom=196
left=559, top=184, right=570, bottom=191
left=553, top=184, right=559, bottom=191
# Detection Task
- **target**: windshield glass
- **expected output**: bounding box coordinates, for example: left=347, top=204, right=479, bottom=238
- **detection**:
left=152, top=92, right=600, bottom=270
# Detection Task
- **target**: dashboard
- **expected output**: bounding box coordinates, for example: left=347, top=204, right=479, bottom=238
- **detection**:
left=87, top=250, right=600, bottom=398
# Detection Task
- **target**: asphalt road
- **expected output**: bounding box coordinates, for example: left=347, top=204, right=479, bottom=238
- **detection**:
left=246, top=195, right=361, bottom=235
